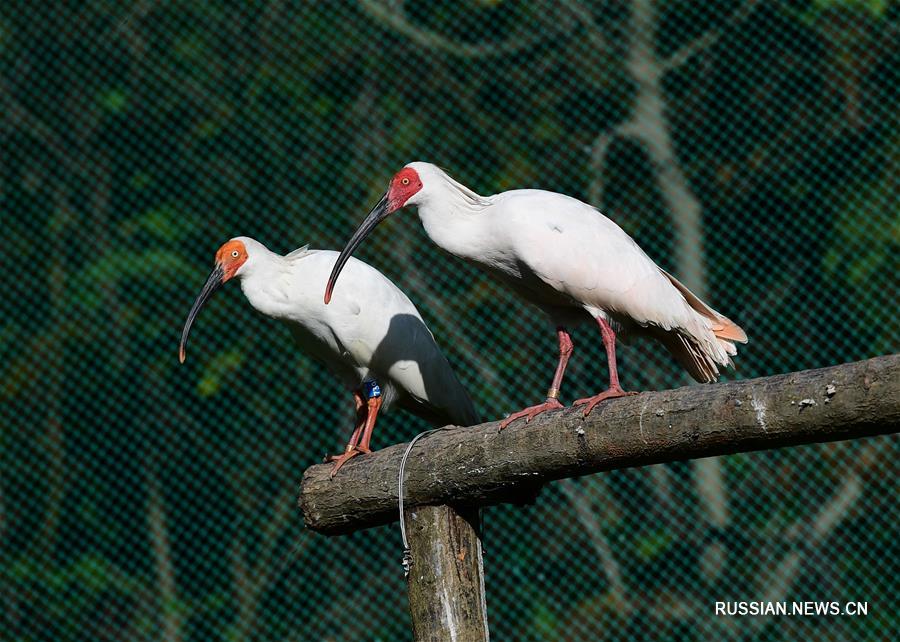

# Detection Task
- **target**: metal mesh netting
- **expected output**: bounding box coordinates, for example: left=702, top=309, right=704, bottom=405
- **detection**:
left=2, top=1, right=898, bottom=640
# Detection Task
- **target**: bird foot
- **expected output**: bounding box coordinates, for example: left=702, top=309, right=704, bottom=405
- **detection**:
left=499, top=398, right=565, bottom=430
left=572, top=387, right=637, bottom=417
left=324, top=445, right=372, bottom=478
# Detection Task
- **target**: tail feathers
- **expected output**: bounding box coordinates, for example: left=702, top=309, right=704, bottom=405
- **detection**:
left=400, top=394, right=481, bottom=428
left=711, top=318, right=748, bottom=344
left=719, top=337, right=738, bottom=357
left=444, top=390, right=481, bottom=427
left=433, top=367, right=481, bottom=427
left=654, top=329, right=723, bottom=384
left=650, top=269, right=749, bottom=383
left=660, top=269, right=748, bottom=344
left=397, top=366, right=481, bottom=428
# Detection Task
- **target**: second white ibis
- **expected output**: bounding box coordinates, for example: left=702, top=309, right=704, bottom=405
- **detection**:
left=325, top=162, right=747, bottom=428
left=180, top=236, right=479, bottom=474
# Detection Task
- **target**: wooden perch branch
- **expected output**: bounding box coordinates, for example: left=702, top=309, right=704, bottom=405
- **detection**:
left=299, top=355, right=900, bottom=536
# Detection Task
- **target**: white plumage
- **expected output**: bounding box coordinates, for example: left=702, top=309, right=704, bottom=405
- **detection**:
left=410, top=167, right=745, bottom=381
left=180, top=236, right=478, bottom=473
left=326, top=162, right=747, bottom=425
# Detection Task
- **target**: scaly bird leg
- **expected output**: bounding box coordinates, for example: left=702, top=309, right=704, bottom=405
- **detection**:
left=328, top=381, right=383, bottom=477
left=356, top=385, right=384, bottom=453
left=573, top=317, right=637, bottom=417
left=325, top=390, right=367, bottom=475
left=499, top=326, right=573, bottom=430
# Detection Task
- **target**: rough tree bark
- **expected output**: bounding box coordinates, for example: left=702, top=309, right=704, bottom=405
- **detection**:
left=300, top=355, right=900, bottom=535
left=406, top=505, right=489, bottom=642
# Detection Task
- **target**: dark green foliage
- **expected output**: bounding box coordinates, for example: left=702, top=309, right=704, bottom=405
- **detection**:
left=1, top=0, right=897, bottom=639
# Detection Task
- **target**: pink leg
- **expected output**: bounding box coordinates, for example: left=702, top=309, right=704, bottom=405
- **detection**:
left=328, top=394, right=383, bottom=478
left=573, top=317, right=637, bottom=416
left=356, top=395, right=383, bottom=453
left=499, top=327, right=573, bottom=430
left=325, top=390, right=367, bottom=475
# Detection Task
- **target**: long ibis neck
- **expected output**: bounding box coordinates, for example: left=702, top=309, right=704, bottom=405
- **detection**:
left=238, top=250, right=291, bottom=318
left=416, top=179, right=491, bottom=260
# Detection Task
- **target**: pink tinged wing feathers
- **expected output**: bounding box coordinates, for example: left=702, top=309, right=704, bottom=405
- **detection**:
left=486, top=190, right=746, bottom=382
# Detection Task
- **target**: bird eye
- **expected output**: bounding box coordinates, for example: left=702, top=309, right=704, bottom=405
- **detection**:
left=401, top=177, right=410, bottom=186
left=231, top=250, right=239, bottom=258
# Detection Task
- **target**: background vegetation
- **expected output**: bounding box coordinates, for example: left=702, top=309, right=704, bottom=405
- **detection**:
left=1, top=0, right=897, bottom=640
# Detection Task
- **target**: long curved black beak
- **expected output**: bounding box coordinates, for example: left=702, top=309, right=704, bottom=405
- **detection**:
left=179, top=264, right=225, bottom=363
left=324, top=193, right=390, bottom=304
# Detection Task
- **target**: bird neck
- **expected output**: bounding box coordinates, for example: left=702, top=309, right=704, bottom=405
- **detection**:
left=416, top=179, right=491, bottom=259
left=237, top=250, right=291, bottom=317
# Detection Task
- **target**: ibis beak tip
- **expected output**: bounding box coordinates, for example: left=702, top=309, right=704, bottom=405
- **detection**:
left=179, top=263, right=225, bottom=369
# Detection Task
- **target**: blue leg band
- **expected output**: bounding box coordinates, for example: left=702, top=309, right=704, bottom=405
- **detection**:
left=363, top=380, right=382, bottom=399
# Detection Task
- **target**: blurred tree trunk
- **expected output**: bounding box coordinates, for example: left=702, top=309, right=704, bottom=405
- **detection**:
left=588, top=0, right=737, bottom=595
left=559, top=478, right=632, bottom=614
left=35, top=182, right=71, bottom=563
left=147, top=467, right=182, bottom=642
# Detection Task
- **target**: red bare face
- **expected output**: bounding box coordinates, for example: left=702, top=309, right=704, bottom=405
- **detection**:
left=386, top=167, right=423, bottom=212
left=215, top=239, right=249, bottom=282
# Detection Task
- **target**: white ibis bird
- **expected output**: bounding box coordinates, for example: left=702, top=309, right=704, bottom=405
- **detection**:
left=179, top=236, right=479, bottom=474
left=325, top=163, right=747, bottom=429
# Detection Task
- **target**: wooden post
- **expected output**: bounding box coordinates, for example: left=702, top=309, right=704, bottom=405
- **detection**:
left=405, top=504, right=489, bottom=641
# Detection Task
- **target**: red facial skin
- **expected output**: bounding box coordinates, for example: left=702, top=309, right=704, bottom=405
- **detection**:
left=215, top=239, right=249, bottom=282
left=386, top=167, right=423, bottom=212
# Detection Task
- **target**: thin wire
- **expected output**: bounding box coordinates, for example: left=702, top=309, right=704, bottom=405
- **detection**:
left=398, top=427, right=453, bottom=577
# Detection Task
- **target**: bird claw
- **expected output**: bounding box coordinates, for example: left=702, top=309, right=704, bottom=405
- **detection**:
left=572, top=388, right=638, bottom=417
left=325, top=446, right=372, bottom=477
left=499, top=398, right=565, bottom=430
